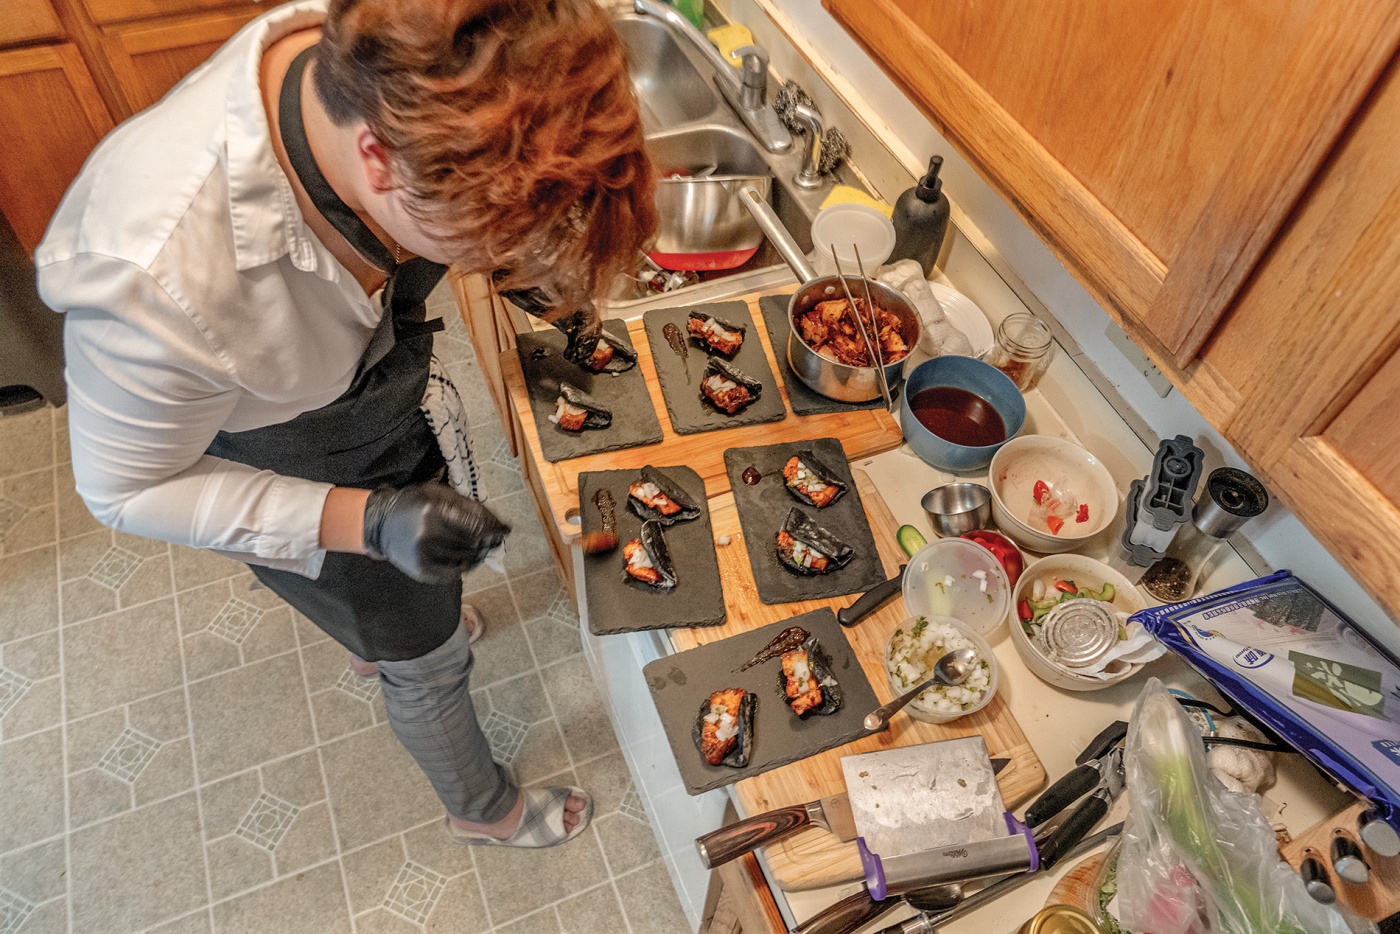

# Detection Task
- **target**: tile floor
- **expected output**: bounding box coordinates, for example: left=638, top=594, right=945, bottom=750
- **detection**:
left=0, top=286, right=691, bottom=934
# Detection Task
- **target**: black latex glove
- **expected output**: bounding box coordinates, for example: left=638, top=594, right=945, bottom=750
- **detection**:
left=362, top=482, right=510, bottom=584
left=498, top=284, right=602, bottom=365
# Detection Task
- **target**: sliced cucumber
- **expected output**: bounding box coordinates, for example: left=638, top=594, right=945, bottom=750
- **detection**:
left=896, top=525, right=928, bottom=558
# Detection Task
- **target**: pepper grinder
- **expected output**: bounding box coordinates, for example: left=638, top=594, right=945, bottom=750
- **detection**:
left=1140, top=467, right=1269, bottom=603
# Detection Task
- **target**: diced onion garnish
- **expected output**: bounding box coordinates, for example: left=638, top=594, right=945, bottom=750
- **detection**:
left=885, top=617, right=992, bottom=717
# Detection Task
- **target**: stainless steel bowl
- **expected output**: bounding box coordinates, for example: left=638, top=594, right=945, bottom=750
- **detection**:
left=738, top=184, right=918, bottom=403
left=785, top=277, right=918, bottom=403
left=921, top=483, right=993, bottom=538
left=646, top=128, right=773, bottom=270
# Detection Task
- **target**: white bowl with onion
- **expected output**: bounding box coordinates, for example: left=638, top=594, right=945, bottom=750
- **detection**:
left=884, top=615, right=999, bottom=724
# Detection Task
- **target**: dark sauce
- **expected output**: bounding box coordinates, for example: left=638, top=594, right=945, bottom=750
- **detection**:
left=908, top=386, right=1006, bottom=447
left=736, top=626, right=809, bottom=671
left=662, top=322, right=688, bottom=363
left=593, top=488, right=617, bottom=536
left=741, top=466, right=762, bottom=486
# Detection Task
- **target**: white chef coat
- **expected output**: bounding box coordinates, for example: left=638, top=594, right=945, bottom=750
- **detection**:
left=35, top=0, right=378, bottom=579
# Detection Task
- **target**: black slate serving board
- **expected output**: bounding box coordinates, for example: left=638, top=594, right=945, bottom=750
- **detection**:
left=516, top=320, right=664, bottom=463
left=642, top=302, right=787, bottom=435
left=758, top=294, right=903, bottom=416
left=724, top=438, right=885, bottom=605
left=643, top=609, right=881, bottom=795
left=578, top=466, right=725, bottom=635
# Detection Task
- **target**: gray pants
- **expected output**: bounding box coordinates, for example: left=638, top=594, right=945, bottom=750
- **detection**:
left=376, top=624, right=517, bottom=823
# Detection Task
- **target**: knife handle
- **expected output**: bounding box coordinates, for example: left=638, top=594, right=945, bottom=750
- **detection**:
left=1036, top=791, right=1109, bottom=869
left=695, top=804, right=812, bottom=869
left=792, top=889, right=894, bottom=934
left=1025, top=763, right=1098, bottom=828
left=838, top=566, right=906, bottom=627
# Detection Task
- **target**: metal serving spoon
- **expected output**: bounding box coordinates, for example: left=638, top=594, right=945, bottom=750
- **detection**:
left=864, top=647, right=978, bottom=731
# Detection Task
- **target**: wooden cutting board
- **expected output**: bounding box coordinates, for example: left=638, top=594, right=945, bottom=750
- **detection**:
left=673, top=469, right=1047, bottom=891
left=500, top=290, right=904, bottom=541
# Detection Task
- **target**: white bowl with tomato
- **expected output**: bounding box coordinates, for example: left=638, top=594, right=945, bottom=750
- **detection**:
left=1009, top=554, right=1148, bottom=691
left=988, top=435, right=1118, bottom=554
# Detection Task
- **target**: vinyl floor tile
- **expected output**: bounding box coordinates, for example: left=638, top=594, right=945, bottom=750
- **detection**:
left=0, top=292, right=689, bottom=934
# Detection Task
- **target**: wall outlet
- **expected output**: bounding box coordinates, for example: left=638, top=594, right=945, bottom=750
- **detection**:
left=1105, top=323, right=1174, bottom=398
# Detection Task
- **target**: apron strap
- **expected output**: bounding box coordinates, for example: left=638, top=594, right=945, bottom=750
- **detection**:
left=278, top=44, right=447, bottom=373
left=279, top=47, right=398, bottom=272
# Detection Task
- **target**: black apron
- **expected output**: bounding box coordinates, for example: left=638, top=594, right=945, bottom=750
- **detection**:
left=206, top=45, right=459, bottom=662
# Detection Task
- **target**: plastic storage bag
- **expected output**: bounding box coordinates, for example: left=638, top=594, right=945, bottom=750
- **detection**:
left=1116, top=678, right=1372, bottom=934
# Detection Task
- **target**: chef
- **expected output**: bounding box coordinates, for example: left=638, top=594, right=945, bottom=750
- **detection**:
left=36, top=0, right=655, bottom=848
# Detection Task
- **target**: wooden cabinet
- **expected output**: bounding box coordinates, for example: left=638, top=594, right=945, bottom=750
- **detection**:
left=1200, top=59, right=1400, bottom=619
left=2, top=0, right=65, bottom=46
left=826, top=2, right=1400, bottom=619
left=825, top=0, right=1400, bottom=370
left=99, top=8, right=261, bottom=113
left=0, top=44, right=113, bottom=250
left=0, top=0, right=262, bottom=252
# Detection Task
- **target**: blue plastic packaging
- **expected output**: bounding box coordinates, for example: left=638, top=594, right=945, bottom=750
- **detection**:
left=1133, top=571, right=1400, bottom=830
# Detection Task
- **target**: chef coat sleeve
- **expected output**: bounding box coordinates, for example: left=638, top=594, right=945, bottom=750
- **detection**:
left=51, top=254, right=334, bottom=578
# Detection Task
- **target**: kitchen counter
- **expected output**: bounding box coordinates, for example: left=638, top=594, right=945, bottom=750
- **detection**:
left=501, top=260, right=1353, bottom=933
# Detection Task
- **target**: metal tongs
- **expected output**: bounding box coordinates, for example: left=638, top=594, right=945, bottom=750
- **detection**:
left=829, top=245, right=893, bottom=410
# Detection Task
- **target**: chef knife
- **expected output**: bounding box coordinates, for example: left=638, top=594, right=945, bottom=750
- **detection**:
left=695, top=757, right=1010, bottom=869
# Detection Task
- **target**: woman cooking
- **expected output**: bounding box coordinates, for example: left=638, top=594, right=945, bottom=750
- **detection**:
left=36, top=0, right=655, bottom=848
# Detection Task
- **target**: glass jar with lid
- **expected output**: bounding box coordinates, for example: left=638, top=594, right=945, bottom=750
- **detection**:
left=985, top=312, right=1054, bottom=391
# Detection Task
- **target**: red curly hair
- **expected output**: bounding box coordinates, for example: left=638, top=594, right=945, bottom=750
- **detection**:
left=314, top=0, right=655, bottom=304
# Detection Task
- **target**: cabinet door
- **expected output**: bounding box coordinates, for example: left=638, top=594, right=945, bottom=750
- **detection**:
left=101, top=7, right=261, bottom=114
left=1204, top=59, right=1400, bottom=621
left=81, top=0, right=260, bottom=27
left=0, top=0, right=64, bottom=46
left=825, top=0, right=1400, bottom=369
left=0, top=43, right=114, bottom=252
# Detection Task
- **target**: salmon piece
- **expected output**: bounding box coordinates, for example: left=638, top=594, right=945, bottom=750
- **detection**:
left=623, top=539, right=664, bottom=584
left=699, top=688, right=748, bottom=766
left=781, top=649, right=824, bottom=716
left=776, top=529, right=829, bottom=573
left=628, top=481, right=682, bottom=516
left=783, top=457, right=841, bottom=507
left=583, top=340, right=615, bottom=371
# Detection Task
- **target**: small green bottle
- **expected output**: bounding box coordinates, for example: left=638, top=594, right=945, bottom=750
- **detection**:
left=669, top=0, right=704, bottom=29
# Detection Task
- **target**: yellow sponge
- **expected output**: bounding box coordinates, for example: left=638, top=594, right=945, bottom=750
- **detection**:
left=706, top=24, right=754, bottom=67
left=820, top=185, right=894, bottom=218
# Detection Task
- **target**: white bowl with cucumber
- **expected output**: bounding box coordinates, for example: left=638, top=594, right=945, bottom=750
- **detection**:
left=1009, top=554, right=1147, bottom=691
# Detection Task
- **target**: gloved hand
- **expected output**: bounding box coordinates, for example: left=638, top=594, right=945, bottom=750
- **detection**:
left=551, top=303, right=603, bottom=366
left=362, top=482, right=510, bottom=584
left=497, top=283, right=602, bottom=365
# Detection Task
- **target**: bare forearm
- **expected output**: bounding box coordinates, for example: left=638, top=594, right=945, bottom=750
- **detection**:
left=319, top=486, right=371, bottom=553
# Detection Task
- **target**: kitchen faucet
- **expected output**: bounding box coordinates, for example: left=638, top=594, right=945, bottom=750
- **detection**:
left=631, top=0, right=792, bottom=154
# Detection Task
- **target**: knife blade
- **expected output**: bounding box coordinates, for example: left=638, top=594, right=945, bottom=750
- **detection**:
left=843, top=738, right=1007, bottom=861
left=694, top=758, right=1010, bottom=869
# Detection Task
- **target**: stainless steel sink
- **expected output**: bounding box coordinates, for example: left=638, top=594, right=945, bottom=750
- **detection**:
left=616, top=17, right=719, bottom=133
left=601, top=13, right=870, bottom=314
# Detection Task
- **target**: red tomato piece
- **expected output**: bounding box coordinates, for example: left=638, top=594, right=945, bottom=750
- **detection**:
left=1076, top=503, right=1090, bottom=524
left=1046, top=515, right=1065, bottom=535
left=1033, top=480, right=1050, bottom=505
left=1054, top=579, right=1078, bottom=594
left=1018, top=599, right=1033, bottom=622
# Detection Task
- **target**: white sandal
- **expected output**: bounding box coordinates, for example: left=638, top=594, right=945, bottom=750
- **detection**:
left=443, top=787, right=593, bottom=848
left=350, top=605, right=486, bottom=678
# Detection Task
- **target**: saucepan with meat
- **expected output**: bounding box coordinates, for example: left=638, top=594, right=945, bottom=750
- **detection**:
left=739, top=185, right=919, bottom=403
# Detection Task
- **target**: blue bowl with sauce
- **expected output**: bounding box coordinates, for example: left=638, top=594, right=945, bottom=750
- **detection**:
left=899, top=356, right=1025, bottom=471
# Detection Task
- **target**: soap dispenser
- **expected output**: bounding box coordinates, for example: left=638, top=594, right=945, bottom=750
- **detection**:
left=889, top=155, right=951, bottom=276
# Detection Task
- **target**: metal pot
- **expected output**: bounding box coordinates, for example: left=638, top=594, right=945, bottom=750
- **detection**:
left=648, top=173, right=773, bottom=270
left=738, top=185, right=918, bottom=402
